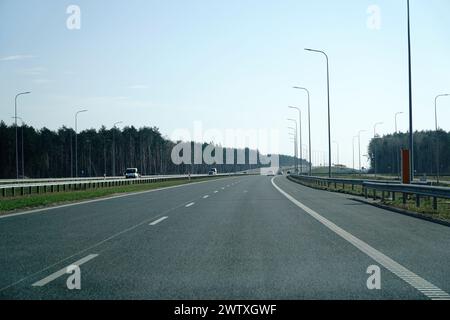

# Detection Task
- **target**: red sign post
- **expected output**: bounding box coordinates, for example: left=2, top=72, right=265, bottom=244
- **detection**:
left=401, top=149, right=410, bottom=184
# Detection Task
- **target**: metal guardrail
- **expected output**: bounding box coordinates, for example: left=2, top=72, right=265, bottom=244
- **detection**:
left=0, top=174, right=213, bottom=186
left=0, top=176, right=125, bottom=185
left=288, top=174, right=399, bottom=190
left=288, top=174, right=450, bottom=211
left=0, top=173, right=245, bottom=198
left=362, top=182, right=450, bottom=210
left=289, top=174, right=430, bottom=187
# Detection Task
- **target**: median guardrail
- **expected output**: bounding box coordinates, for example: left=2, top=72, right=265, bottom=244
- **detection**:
left=288, top=174, right=449, bottom=211
left=0, top=174, right=210, bottom=186
left=0, top=173, right=245, bottom=198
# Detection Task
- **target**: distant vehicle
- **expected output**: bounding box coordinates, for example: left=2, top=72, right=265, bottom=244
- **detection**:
left=125, top=168, right=139, bottom=179
left=267, top=170, right=275, bottom=176
left=208, top=168, right=218, bottom=176
left=286, top=170, right=291, bottom=174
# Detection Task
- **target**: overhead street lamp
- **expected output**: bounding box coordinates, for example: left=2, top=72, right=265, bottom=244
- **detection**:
left=434, top=94, right=449, bottom=184
left=14, top=91, right=31, bottom=179
left=289, top=106, right=302, bottom=174
left=373, top=122, right=383, bottom=137
left=112, top=121, right=123, bottom=177
left=358, top=130, right=366, bottom=173
left=287, top=118, right=298, bottom=173
left=293, top=86, right=312, bottom=175
left=305, top=48, right=331, bottom=178
left=75, top=109, right=88, bottom=177
left=435, top=94, right=449, bottom=131
left=373, top=122, right=383, bottom=177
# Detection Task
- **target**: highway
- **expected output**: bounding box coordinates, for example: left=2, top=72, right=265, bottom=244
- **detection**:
left=0, top=175, right=449, bottom=300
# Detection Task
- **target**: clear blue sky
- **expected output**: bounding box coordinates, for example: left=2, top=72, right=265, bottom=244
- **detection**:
left=1, top=0, right=449, bottom=168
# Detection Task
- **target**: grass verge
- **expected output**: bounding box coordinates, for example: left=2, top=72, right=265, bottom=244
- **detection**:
left=0, top=177, right=225, bottom=215
left=382, top=198, right=450, bottom=222
left=288, top=176, right=450, bottom=222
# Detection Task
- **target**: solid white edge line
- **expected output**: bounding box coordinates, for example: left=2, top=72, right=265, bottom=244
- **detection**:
left=271, top=177, right=450, bottom=300
left=3, top=184, right=224, bottom=292
left=32, top=254, right=98, bottom=287
left=0, top=176, right=235, bottom=220
left=149, top=216, right=169, bottom=226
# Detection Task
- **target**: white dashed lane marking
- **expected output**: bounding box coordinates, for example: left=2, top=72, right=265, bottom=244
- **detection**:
left=149, top=216, right=168, bottom=226
left=32, top=254, right=98, bottom=287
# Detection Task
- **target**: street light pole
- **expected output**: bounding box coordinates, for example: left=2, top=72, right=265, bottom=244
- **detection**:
left=288, top=131, right=297, bottom=169
left=358, top=130, right=366, bottom=173
left=12, top=116, right=25, bottom=179
left=407, top=0, right=414, bottom=183
left=21, top=119, right=24, bottom=178
left=434, top=94, right=449, bottom=184
left=14, top=92, right=30, bottom=179
left=287, top=119, right=298, bottom=173
left=104, top=136, right=107, bottom=177
left=373, top=122, right=383, bottom=138
left=305, top=48, right=331, bottom=178
left=293, top=87, right=312, bottom=175
left=373, top=122, right=383, bottom=177
left=288, top=134, right=296, bottom=168
left=289, top=106, right=302, bottom=174
left=75, top=109, right=88, bottom=177
left=112, top=121, right=123, bottom=177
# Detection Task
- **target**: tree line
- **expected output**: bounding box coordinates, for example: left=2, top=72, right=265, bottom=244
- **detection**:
left=367, top=130, right=450, bottom=175
left=0, top=121, right=302, bottom=179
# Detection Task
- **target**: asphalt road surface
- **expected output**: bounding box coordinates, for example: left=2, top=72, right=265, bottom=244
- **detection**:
left=1, top=175, right=449, bottom=300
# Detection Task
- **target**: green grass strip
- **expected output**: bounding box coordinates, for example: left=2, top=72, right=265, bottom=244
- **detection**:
left=290, top=177, right=450, bottom=222
left=0, top=177, right=224, bottom=214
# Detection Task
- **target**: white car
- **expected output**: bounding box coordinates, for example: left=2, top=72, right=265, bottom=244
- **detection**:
left=125, top=168, right=139, bottom=179
left=208, top=168, right=218, bottom=175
